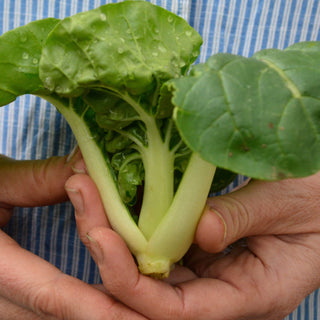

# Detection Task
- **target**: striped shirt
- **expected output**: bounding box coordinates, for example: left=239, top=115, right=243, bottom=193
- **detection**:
left=1, top=1, right=319, bottom=319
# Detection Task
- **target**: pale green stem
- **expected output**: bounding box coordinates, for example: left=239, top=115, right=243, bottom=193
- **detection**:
left=138, top=116, right=175, bottom=239
left=39, top=95, right=147, bottom=255
left=136, top=153, right=216, bottom=277
left=118, top=94, right=176, bottom=240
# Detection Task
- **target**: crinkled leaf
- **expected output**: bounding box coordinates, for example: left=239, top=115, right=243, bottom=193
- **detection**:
left=104, top=132, right=132, bottom=154
left=0, top=18, right=59, bottom=106
left=114, top=153, right=144, bottom=205
left=39, top=0, right=202, bottom=115
left=84, top=90, right=139, bottom=130
left=171, top=42, right=320, bottom=180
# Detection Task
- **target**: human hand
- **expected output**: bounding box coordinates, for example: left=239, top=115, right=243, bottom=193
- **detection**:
left=0, top=153, right=145, bottom=320
left=69, top=171, right=320, bottom=320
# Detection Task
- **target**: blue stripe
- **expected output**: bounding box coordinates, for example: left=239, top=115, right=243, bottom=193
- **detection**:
left=226, top=0, right=241, bottom=53
left=305, top=294, right=310, bottom=319
left=9, top=0, right=15, bottom=30
left=261, top=1, right=276, bottom=50
left=42, top=0, right=48, bottom=18
left=248, top=1, right=264, bottom=56
left=203, top=0, right=217, bottom=58
left=32, top=0, right=38, bottom=21
left=0, top=106, right=9, bottom=155
left=218, top=0, right=230, bottom=53
left=272, top=1, right=286, bottom=49
left=294, top=0, right=308, bottom=43
left=307, top=1, right=320, bottom=40
left=283, top=0, right=297, bottom=48
left=188, top=0, right=197, bottom=29
left=237, top=1, right=254, bottom=55
left=314, top=289, right=319, bottom=320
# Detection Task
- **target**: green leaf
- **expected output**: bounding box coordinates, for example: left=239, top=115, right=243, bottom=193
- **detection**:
left=0, top=18, right=60, bottom=106
left=171, top=42, right=320, bottom=180
left=84, top=89, right=139, bottom=130
left=39, top=1, right=202, bottom=105
left=111, top=151, right=144, bottom=205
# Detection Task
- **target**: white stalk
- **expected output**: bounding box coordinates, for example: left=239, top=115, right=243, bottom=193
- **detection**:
left=138, top=117, right=175, bottom=239
left=41, top=95, right=148, bottom=255
left=137, top=153, right=216, bottom=276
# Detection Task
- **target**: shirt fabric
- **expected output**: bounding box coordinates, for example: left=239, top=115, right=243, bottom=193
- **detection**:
left=0, top=0, right=320, bottom=319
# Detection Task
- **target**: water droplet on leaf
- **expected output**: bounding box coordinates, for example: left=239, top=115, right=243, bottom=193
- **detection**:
left=158, top=45, right=167, bottom=53
left=100, top=13, right=107, bottom=21
left=20, top=33, right=27, bottom=42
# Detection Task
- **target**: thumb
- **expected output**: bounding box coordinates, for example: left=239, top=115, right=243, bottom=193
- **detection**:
left=195, top=172, right=320, bottom=253
left=0, top=150, right=80, bottom=208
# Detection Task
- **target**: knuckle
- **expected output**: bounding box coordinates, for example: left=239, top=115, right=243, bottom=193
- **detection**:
left=31, top=274, right=69, bottom=319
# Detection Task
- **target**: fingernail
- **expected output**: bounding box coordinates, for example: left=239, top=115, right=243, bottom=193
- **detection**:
left=209, top=207, right=227, bottom=243
left=72, top=158, right=87, bottom=174
left=66, top=145, right=80, bottom=163
left=86, top=232, right=104, bottom=264
left=66, top=188, right=84, bottom=215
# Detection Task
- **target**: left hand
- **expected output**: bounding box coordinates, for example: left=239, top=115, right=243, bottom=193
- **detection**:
left=68, top=172, right=320, bottom=320
left=0, top=154, right=146, bottom=320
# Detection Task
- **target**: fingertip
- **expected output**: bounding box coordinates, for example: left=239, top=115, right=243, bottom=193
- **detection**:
left=65, top=172, right=91, bottom=190
left=65, top=173, right=101, bottom=207
left=195, top=206, right=227, bottom=253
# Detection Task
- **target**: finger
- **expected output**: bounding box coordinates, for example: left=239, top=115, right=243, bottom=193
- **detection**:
left=195, top=235, right=320, bottom=320
left=0, top=230, right=145, bottom=320
left=0, top=295, right=45, bottom=320
left=65, top=173, right=110, bottom=246
left=0, top=150, right=81, bottom=207
left=0, top=207, right=13, bottom=227
left=195, top=172, right=320, bottom=253
left=87, top=227, right=246, bottom=320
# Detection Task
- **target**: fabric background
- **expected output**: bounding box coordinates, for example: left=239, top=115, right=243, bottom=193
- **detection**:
left=0, top=0, right=319, bottom=319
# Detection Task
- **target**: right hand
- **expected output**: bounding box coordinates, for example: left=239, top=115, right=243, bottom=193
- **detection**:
left=0, top=153, right=146, bottom=320
left=69, top=170, right=320, bottom=320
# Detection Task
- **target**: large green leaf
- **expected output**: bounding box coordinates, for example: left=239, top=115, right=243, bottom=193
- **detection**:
left=171, top=42, right=320, bottom=180
left=0, top=18, right=60, bottom=106
left=39, top=1, right=202, bottom=105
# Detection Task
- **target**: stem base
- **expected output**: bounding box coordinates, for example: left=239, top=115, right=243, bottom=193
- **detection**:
left=136, top=253, right=173, bottom=278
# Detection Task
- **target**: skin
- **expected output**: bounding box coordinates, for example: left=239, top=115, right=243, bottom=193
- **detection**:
left=2, top=151, right=320, bottom=319
left=0, top=153, right=145, bottom=320
left=67, top=170, right=320, bottom=320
